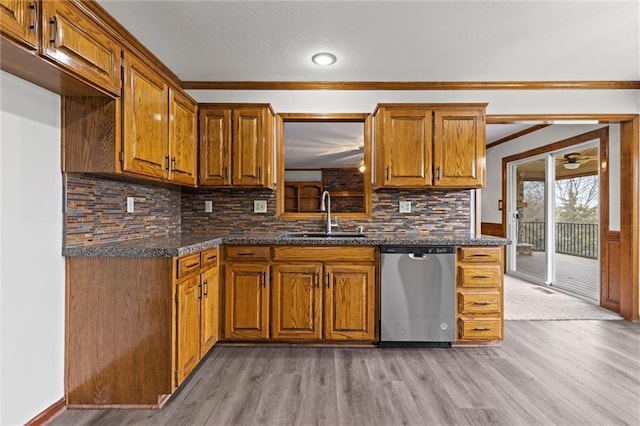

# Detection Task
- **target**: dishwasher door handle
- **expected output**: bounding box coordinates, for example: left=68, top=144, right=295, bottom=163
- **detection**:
left=408, top=253, right=430, bottom=260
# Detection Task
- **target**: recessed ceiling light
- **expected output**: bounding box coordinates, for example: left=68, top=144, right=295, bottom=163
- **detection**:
left=312, top=52, right=337, bottom=66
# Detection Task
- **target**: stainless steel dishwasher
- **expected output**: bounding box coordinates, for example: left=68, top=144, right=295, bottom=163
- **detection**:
left=380, top=245, right=456, bottom=347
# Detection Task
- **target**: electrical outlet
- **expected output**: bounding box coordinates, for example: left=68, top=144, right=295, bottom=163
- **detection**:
left=204, top=200, right=213, bottom=213
left=399, top=201, right=412, bottom=213
left=126, top=197, right=135, bottom=213
left=254, top=200, right=267, bottom=213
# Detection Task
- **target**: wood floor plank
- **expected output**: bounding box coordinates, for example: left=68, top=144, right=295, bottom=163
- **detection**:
left=51, top=320, right=640, bottom=426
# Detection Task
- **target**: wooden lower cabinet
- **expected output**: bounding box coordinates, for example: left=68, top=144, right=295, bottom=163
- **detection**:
left=272, top=263, right=323, bottom=340
left=324, top=264, right=376, bottom=341
left=224, top=262, right=270, bottom=340
left=175, top=274, right=201, bottom=384
left=65, top=246, right=220, bottom=408
left=456, top=246, right=504, bottom=343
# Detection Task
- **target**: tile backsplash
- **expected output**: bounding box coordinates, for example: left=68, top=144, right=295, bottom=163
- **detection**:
left=64, top=175, right=472, bottom=246
left=181, top=187, right=471, bottom=235
left=64, top=174, right=181, bottom=247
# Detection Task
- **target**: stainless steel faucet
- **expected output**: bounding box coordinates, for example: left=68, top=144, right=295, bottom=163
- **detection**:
left=320, top=190, right=338, bottom=234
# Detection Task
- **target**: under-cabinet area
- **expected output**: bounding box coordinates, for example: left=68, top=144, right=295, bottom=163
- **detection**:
left=63, top=236, right=505, bottom=408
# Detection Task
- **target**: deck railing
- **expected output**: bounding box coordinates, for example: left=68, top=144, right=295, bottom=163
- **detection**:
left=519, top=222, right=598, bottom=259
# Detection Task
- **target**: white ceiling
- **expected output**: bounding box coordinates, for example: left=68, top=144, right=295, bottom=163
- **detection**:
left=97, top=0, right=639, bottom=82
left=95, top=1, right=638, bottom=165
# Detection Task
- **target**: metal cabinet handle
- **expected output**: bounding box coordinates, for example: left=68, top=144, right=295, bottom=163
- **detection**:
left=472, top=275, right=493, bottom=279
left=49, top=17, right=57, bottom=46
left=203, top=279, right=208, bottom=297
left=171, top=156, right=176, bottom=171
left=198, top=282, right=203, bottom=300
left=386, top=166, right=390, bottom=181
left=472, top=301, right=492, bottom=306
left=473, top=327, right=492, bottom=332
left=471, top=254, right=491, bottom=257
left=436, top=166, right=441, bottom=180
left=186, top=262, right=199, bottom=268
left=29, top=2, right=38, bottom=33
left=206, top=255, right=217, bottom=261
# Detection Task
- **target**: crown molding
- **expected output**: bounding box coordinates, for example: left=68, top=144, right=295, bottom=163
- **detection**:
left=181, top=80, right=640, bottom=91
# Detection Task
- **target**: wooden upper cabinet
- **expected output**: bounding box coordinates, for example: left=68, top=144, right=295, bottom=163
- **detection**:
left=433, top=109, right=485, bottom=187
left=199, top=104, right=274, bottom=188
left=374, top=104, right=486, bottom=188
left=199, top=107, right=232, bottom=186
left=41, top=0, right=121, bottom=95
left=0, top=0, right=38, bottom=49
left=169, top=88, right=197, bottom=186
left=122, top=53, right=169, bottom=180
left=271, top=263, right=323, bottom=340
left=378, top=108, right=433, bottom=187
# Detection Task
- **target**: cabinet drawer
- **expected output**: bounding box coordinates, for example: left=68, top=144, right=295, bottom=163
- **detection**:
left=272, top=246, right=376, bottom=262
left=457, top=265, right=501, bottom=288
left=458, top=291, right=501, bottom=314
left=201, top=248, right=219, bottom=267
left=177, top=253, right=201, bottom=279
left=457, top=246, right=502, bottom=263
left=458, top=318, right=502, bottom=341
left=225, top=246, right=270, bottom=261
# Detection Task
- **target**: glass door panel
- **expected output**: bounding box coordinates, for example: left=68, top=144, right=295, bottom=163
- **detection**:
left=507, top=157, right=547, bottom=284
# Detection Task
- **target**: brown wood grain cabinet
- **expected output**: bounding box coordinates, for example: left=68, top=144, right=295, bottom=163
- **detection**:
left=374, top=104, right=486, bottom=188
left=65, top=246, right=220, bottom=408
left=271, top=263, right=323, bottom=340
left=456, top=246, right=504, bottom=343
left=63, top=53, right=197, bottom=186
left=199, top=104, right=275, bottom=188
left=224, top=262, right=270, bottom=340
left=41, top=0, right=122, bottom=95
left=0, top=0, right=38, bottom=50
left=270, top=246, right=378, bottom=342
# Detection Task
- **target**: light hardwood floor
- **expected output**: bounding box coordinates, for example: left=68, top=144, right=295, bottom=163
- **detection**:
left=51, top=320, right=640, bottom=426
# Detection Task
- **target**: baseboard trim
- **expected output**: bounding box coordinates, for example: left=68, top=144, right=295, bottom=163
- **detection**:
left=25, top=397, right=65, bottom=426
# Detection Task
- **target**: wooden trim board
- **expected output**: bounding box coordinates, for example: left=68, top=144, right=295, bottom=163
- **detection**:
left=24, top=398, right=65, bottom=426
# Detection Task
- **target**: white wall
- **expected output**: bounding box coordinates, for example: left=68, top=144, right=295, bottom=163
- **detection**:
left=0, top=71, right=64, bottom=425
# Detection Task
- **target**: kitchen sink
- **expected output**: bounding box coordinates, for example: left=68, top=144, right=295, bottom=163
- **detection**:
left=279, top=232, right=367, bottom=238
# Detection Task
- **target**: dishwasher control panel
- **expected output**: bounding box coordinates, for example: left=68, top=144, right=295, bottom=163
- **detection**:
left=381, top=245, right=454, bottom=255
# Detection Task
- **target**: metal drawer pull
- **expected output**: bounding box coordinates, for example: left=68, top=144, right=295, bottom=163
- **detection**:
left=49, top=17, right=57, bottom=46
left=185, top=262, right=199, bottom=268
left=29, top=2, right=38, bottom=33
left=472, top=301, right=492, bottom=306
left=198, top=282, right=202, bottom=300
left=203, top=280, right=208, bottom=297
left=471, top=254, right=491, bottom=257
left=472, top=275, right=493, bottom=279
left=473, top=327, right=492, bottom=332
left=237, top=253, right=255, bottom=256
left=206, top=255, right=217, bottom=261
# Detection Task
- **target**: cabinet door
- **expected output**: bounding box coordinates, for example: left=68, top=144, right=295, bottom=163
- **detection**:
left=199, top=107, right=232, bottom=186
left=433, top=109, right=485, bottom=187
left=224, top=263, right=269, bottom=340
left=380, top=109, right=432, bottom=186
left=0, top=0, right=38, bottom=49
left=41, top=0, right=121, bottom=95
left=323, top=264, right=376, bottom=340
left=200, top=265, right=219, bottom=357
left=122, top=53, right=168, bottom=180
left=176, top=275, right=201, bottom=385
left=168, top=88, right=197, bottom=186
left=232, top=107, right=265, bottom=186
left=272, top=263, right=322, bottom=340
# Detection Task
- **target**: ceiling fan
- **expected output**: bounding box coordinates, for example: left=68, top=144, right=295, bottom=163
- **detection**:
left=559, top=152, right=597, bottom=170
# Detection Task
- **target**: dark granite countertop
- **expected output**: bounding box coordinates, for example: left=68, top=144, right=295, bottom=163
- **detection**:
left=63, top=231, right=508, bottom=258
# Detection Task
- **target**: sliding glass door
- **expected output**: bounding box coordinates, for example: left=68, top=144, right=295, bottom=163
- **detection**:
left=506, top=142, right=600, bottom=302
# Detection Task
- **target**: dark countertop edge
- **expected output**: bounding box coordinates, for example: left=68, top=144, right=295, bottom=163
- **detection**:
left=63, top=234, right=509, bottom=257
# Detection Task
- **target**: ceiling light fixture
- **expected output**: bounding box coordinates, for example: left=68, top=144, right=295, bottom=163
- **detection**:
left=312, top=52, right=337, bottom=66
left=563, top=162, right=581, bottom=170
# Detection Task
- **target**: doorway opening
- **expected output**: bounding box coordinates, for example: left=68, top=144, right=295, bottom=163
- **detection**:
left=506, top=141, right=601, bottom=302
